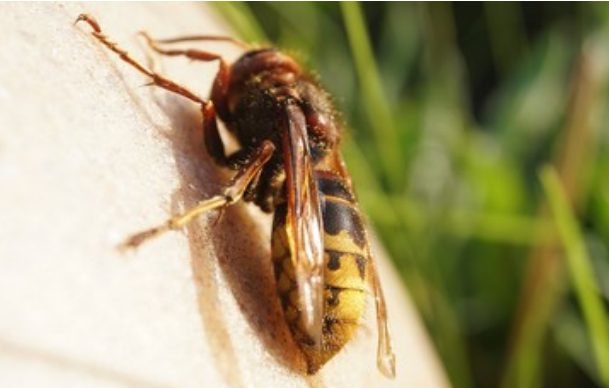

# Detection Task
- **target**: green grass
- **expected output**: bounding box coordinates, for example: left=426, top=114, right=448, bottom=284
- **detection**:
left=340, top=2, right=403, bottom=191
left=541, top=166, right=609, bottom=387
left=213, top=3, right=609, bottom=387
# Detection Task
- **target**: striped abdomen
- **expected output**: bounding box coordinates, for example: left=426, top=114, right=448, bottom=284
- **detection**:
left=272, top=171, right=369, bottom=374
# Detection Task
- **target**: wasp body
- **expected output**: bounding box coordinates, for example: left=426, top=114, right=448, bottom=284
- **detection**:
left=75, top=14, right=394, bottom=377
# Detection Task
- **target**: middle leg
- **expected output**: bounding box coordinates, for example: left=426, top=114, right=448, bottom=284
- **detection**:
left=138, top=31, right=232, bottom=118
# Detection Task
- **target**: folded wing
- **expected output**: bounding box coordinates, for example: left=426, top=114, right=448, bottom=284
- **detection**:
left=281, top=103, right=325, bottom=346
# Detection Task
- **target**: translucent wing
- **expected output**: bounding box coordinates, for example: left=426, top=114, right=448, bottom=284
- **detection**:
left=369, top=250, right=396, bottom=378
left=330, top=152, right=396, bottom=378
left=282, top=104, right=325, bottom=346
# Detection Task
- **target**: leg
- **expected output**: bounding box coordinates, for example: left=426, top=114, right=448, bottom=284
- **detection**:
left=75, top=14, right=204, bottom=105
left=119, top=141, right=275, bottom=250
left=202, top=102, right=229, bottom=166
left=145, top=34, right=249, bottom=49
left=139, top=31, right=229, bottom=67
left=75, top=14, right=230, bottom=165
left=254, top=163, right=282, bottom=212
left=138, top=31, right=231, bottom=118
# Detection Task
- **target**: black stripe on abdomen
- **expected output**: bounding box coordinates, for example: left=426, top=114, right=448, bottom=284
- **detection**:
left=316, top=173, right=355, bottom=202
left=317, top=173, right=366, bottom=248
left=272, top=172, right=366, bottom=248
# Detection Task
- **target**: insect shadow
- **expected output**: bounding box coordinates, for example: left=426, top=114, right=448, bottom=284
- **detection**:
left=152, top=92, right=307, bottom=379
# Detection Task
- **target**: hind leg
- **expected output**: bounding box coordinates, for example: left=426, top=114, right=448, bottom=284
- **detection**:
left=119, top=141, right=275, bottom=250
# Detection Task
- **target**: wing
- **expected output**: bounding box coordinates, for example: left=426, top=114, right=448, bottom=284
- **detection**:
left=369, top=248, right=396, bottom=378
left=282, top=103, right=325, bottom=346
left=330, top=151, right=396, bottom=378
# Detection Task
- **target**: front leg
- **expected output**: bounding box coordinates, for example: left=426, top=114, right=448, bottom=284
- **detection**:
left=75, top=14, right=232, bottom=168
left=202, top=101, right=230, bottom=166
left=75, top=14, right=206, bottom=106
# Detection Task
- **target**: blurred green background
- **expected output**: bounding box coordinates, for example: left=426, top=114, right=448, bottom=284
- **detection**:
left=213, top=3, right=609, bottom=388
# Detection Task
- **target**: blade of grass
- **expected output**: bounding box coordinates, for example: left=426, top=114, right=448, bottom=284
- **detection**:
left=540, top=166, right=609, bottom=387
left=211, top=3, right=268, bottom=43
left=340, top=2, right=403, bottom=191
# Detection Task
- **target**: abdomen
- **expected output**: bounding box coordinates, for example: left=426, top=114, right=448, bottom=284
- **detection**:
left=271, top=171, right=369, bottom=374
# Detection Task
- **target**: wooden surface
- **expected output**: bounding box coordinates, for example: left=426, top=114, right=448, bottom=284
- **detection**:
left=0, top=3, right=450, bottom=387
